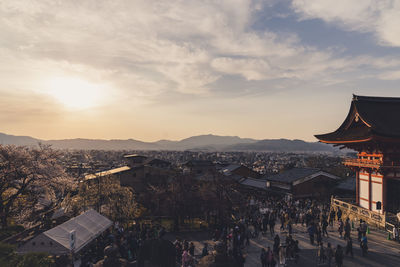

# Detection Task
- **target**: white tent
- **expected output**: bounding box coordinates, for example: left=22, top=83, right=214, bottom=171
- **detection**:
left=18, top=209, right=112, bottom=255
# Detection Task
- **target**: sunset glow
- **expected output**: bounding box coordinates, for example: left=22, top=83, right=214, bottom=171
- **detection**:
left=46, top=77, right=106, bottom=110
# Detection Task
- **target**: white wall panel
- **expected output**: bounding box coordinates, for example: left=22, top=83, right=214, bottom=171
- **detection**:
left=371, top=177, right=381, bottom=183
left=371, top=183, right=382, bottom=213
left=360, top=198, right=369, bottom=209
left=360, top=179, right=369, bottom=199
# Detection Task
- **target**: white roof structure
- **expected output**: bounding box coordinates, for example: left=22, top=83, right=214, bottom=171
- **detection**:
left=84, top=166, right=131, bottom=180
left=18, top=209, right=112, bottom=255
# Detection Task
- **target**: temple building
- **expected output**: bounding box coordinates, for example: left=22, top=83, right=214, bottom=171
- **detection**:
left=315, top=95, right=400, bottom=221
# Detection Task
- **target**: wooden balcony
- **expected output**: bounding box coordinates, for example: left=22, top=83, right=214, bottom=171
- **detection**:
left=344, top=158, right=400, bottom=169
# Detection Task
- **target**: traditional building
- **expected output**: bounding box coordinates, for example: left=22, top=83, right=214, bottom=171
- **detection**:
left=219, top=164, right=261, bottom=179
left=84, top=155, right=174, bottom=192
left=315, top=95, right=400, bottom=217
left=263, top=168, right=341, bottom=199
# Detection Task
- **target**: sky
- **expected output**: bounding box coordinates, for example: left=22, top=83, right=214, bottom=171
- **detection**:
left=1, top=0, right=400, bottom=142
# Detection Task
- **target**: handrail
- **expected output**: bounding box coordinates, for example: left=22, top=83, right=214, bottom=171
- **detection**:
left=331, top=197, right=386, bottom=228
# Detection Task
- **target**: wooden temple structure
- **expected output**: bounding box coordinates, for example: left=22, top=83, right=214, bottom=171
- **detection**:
left=315, top=95, right=400, bottom=218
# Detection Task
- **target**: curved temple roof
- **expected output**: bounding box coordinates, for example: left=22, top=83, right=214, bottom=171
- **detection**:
left=315, top=95, right=400, bottom=144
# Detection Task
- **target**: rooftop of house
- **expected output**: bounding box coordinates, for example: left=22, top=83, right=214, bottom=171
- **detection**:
left=264, top=167, right=323, bottom=183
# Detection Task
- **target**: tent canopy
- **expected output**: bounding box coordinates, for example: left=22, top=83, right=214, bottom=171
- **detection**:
left=44, top=209, right=112, bottom=253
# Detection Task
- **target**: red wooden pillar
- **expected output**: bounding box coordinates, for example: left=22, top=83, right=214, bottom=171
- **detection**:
left=382, top=177, right=387, bottom=213
left=368, top=170, right=372, bottom=210
left=356, top=170, right=360, bottom=205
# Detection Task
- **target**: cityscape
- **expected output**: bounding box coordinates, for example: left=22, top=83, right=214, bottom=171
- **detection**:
left=1, top=1, right=400, bottom=267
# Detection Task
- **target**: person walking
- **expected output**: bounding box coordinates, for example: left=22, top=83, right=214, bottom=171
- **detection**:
left=337, top=208, right=342, bottom=221
left=326, top=242, right=334, bottom=267
left=278, top=244, right=286, bottom=266
left=345, top=237, right=353, bottom=258
left=201, top=243, right=208, bottom=257
left=338, top=219, right=344, bottom=239
left=273, top=234, right=280, bottom=255
left=329, top=209, right=335, bottom=226
left=269, top=215, right=275, bottom=237
left=322, top=217, right=329, bottom=238
left=393, top=224, right=399, bottom=242
left=260, top=248, right=267, bottom=267
left=266, top=246, right=274, bottom=267
left=344, top=218, right=351, bottom=240
left=334, top=245, right=344, bottom=267
left=307, top=223, right=315, bottom=245
left=188, top=242, right=195, bottom=257
left=360, top=234, right=368, bottom=257
left=318, top=242, right=326, bottom=264
left=181, top=250, right=192, bottom=267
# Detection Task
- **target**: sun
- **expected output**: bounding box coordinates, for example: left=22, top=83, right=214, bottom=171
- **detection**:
left=46, top=77, right=106, bottom=109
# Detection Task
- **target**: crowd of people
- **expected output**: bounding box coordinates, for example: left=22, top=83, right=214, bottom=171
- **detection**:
left=58, top=193, right=398, bottom=267
left=75, top=222, right=166, bottom=266
left=223, top=194, right=374, bottom=267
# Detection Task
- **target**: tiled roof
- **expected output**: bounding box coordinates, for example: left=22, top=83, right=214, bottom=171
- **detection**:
left=264, top=168, right=321, bottom=183
left=240, top=178, right=268, bottom=189
left=315, top=95, right=400, bottom=143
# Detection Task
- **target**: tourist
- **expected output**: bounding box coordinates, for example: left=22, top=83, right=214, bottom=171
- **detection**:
left=278, top=243, right=286, bottom=266
left=269, top=214, right=275, bottom=237
left=316, top=225, right=322, bottom=245
left=273, top=234, right=280, bottom=255
left=392, top=224, right=399, bottom=242
left=307, top=222, right=315, bottom=245
left=360, top=233, right=368, bottom=257
left=260, top=248, right=267, bottom=267
left=266, top=246, right=274, bottom=267
left=181, top=250, right=192, bottom=267
left=345, top=237, right=353, bottom=258
left=322, top=217, right=329, bottom=237
left=337, top=208, right=342, bottom=221
left=318, top=242, right=325, bottom=264
left=338, top=219, right=344, bottom=238
left=188, top=242, right=195, bottom=257
left=360, top=220, right=368, bottom=236
left=201, top=243, right=208, bottom=257
left=357, top=222, right=362, bottom=242
left=326, top=242, right=333, bottom=267
left=334, top=245, right=344, bottom=267
left=344, top=218, right=351, bottom=240
left=329, top=209, right=335, bottom=226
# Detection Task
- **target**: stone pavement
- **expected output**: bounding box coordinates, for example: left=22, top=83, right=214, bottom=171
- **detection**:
left=168, top=223, right=400, bottom=267
left=244, top=224, right=400, bottom=267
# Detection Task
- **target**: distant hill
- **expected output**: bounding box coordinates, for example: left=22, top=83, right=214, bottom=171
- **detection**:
left=157, top=134, right=257, bottom=150
left=0, top=132, right=338, bottom=152
left=227, top=139, right=336, bottom=152
left=0, top=132, right=41, bottom=146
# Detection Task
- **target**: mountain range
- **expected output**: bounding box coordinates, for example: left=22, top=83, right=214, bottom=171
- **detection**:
left=0, top=132, right=339, bottom=152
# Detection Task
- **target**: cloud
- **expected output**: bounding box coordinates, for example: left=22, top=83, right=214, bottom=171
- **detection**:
left=1, top=0, right=400, bottom=103
left=291, top=0, right=400, bottom=47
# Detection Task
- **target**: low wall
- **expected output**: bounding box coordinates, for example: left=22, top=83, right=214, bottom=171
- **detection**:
left=331, top=197, right=386, bottom=228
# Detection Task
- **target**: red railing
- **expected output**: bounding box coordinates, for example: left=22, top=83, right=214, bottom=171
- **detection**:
left=344, top=158, right=400, bottom=168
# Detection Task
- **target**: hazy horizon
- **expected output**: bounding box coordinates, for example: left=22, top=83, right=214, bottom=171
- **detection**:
left=1, top=131, right=320, bottom=143
left=1, top=1, right=400, bottom=142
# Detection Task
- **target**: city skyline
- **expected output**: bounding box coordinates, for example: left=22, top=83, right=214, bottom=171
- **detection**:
left=1, top=1, right=400, bottom=142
